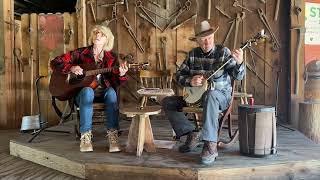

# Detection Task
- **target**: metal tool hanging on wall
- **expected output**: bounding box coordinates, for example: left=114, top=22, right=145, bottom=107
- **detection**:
left=99, top=0, right=124, bottom=7
left=136, top=1, right=163, bottom=31
left=233, top=0, right=252, bottom=12
left=65, top=23, right=74, bottom=45
left=136, top=1, right=169, bottom=20
left=160, top=37, right=167, bottom=70
left=215, top=5, right=232, bottom=19
left=123, top=15, right=145, bottom=53
left=172, top=14, right=197, bottom=30
left=223, top=12, right=245, bottom=48
left=291, top=26, right=306, bottom=95
left=274, top=0, right=280, bottom=21
left=247, top=46, right=274, bottom=69
left=207, top=0, right=211, bottom=20
left=87, top=0, right=97, bottom=22
left=257, top=8, right=281, bottom=51
left=163, top=0, right=191, bottom=32
left=99, top=0, right=124, bottom=24
left=148, top=0, right=161, bottom=8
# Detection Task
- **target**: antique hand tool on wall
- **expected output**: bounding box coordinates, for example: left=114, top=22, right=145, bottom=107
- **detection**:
left=87, top=0, right=97, bottom=22
left=166, top=0, right=169, bottom=10
left=160, top=37, right=167, bottom=70
left=124, top=0, right=128, bottom=12
left=163, top=0, right=191, bottom=32
left=223, top=19, right=236, bottom=45
left=257, top=8, right=281, bottom=51
left=123, top=15, right=145, bottom=53
left=99, top=0, right=124, bottom=7
left=136, top=1, right=168, bottom=20
left=136, top=0, right=165, bottom=30
left=172, top=14, right=197, bottom=30
left=13, top=48, right=24, bottom=72
left=148, top=0, right=161, bottom=8
left=274, top=0, right=280, bottom=21
left=233, top=0, right=252, bottom=13
left=138, top=13, right=163, bottom=31
left=223, top=12, right=245, bottom=48
left=233, top=12, right=246, bottom=49
left=207, top=0, right=211, bottom=20
left=246, top=62, right=269, bottom=87
left=291, top=26, right=306, bottom=95
left=215, top=5, right=232, bottom=19
left=247, top=46, right=273, bottom=69
left=100, top=0, right=123, bottom=21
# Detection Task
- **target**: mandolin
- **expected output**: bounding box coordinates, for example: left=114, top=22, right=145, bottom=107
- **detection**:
left=184, top=30, right=267, bottom=106
left=49, top=62, right=149, bottom=101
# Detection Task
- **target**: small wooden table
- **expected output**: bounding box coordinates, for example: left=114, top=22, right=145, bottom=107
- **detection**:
left=120, top=106, right=161, bottom=156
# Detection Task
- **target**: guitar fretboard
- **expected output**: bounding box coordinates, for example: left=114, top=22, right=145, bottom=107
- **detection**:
left=85, top=67, right=115, bottom=76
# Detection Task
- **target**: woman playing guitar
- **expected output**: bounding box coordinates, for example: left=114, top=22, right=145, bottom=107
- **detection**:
left=50, top=24, right=128, bottom=153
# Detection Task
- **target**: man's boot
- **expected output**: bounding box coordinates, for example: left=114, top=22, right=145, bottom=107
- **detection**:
left=201, top=141, right=218, bottom=165
left=106, top=129, right=121, bottom=152
left=80, top=131, right=93, bottom=152
left=179, top=131, right=201, bottom=153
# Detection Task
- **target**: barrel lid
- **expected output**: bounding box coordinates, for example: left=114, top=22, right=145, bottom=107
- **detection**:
left=306, top=60, right=320, bottom=77
left=238, top=104, right=275, bottom=112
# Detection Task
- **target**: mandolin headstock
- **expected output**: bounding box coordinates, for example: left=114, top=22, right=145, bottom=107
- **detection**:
left=241, top=29, right=268, bottom=49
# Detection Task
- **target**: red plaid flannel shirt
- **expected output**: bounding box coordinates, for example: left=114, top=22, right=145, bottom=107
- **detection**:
left=50, top=45, right=128, bottom=88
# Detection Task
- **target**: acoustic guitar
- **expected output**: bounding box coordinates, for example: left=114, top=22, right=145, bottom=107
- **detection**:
left=184, top=30, right=267, bottom=106
left=49, top=62, right=148, bottom=101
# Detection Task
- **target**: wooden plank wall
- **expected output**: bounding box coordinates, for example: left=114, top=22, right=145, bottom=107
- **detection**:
left=0, top=0, right=16, bottom=129
left=0, top=10, right=78, bottom=129
left=1, top=0, right=291, bottom=128
left=79, top=0, right=289, bottom=121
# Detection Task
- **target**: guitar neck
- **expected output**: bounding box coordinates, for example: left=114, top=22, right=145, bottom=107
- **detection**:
left=85, top=67, right=115, bottom=76
left=84, top=63, right=147, bottom=76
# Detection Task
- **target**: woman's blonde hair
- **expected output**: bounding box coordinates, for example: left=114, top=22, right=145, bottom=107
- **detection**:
left=88, top=25, right=114, bottom=51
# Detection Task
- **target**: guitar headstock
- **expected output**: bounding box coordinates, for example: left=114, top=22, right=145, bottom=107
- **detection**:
left=128, top=62, right=150, bottom=71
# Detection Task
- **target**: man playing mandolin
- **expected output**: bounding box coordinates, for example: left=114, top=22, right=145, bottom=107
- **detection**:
left=162, top=20, right=245, bottom=165
left=50, top=25, right=128, bottom=153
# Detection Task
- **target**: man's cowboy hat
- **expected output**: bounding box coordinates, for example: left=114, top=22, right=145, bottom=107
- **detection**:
left=189, top=20, right=219, bottom=41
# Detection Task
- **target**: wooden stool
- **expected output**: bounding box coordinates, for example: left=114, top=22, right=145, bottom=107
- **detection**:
left=120, top=106, right=161, bottom=156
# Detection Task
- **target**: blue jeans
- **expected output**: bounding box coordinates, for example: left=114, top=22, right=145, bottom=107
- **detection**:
left=75, top=87, right=119, bottom=133
left=162, top=89, right=231, bottom=142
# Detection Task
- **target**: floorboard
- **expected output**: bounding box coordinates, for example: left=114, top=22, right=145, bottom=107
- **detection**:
left=7, top=115, right=320, bottom=180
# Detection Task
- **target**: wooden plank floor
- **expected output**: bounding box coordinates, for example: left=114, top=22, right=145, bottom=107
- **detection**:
left=7, top=115, right=320, bottom=180
left=0, top=130, right=80, bottom=180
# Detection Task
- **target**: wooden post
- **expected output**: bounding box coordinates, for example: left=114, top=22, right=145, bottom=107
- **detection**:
left=21, top=14, right=32, bottom=116
left=76, top=0, right=87, bottom=47
left=30, top=13, right=38, bottom=116
left=0, top=0, right=15, bottom=129
left=299, top=102, right=320, bottom=143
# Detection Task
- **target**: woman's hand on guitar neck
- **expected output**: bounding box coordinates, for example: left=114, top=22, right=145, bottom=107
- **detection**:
left=70, top=65, right=83, bottom=75
left=119, top=61, right=129, bottom=76
left=232, top=48, right=244, bottom=65
left=190, top=75, right=204, bottom=87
